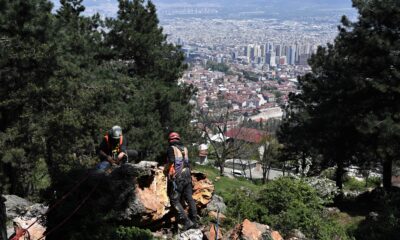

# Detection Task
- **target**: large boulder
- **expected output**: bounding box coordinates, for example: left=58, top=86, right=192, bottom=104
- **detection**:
left=178, top=229, right=203, bottom=240
left=287, top=229, right=307, bottom=240
left=4, top=195, right=32, bottom=220
left=3, top=195, right=47, bottom=240
left=226, top=219, right=283, bottom=240
left=206, top=194, right=227, bottom=214
left=203, top=223, right=223, bottom=240
left=112, top=164, right=214, bottom=226
left=48, top=162, right=214, bottom=232
left=192, top=172, right=215, bottom=207
left=10, top=217, right=46, bottom=240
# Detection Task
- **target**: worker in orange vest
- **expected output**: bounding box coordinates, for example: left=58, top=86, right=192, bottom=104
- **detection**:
left=165, top=132, right=198, bottom=231
left=97, top=126, right=127, bottom=171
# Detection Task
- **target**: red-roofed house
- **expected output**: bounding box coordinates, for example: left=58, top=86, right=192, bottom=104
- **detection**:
left=225, top=127, right=267, bottom=144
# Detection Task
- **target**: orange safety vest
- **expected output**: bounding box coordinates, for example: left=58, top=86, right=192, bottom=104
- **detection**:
left=104, top=134, right=123, bottom=153
left=167, top=146, right=189, bottom=178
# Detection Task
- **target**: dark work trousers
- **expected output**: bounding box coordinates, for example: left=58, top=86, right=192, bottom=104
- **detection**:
left=168, top=177, right=198, bottom=224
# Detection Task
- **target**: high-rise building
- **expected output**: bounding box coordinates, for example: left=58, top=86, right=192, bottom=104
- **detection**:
left=288, top=45, right=296, bottom=65
left=275, top=44, right=282, bottom=57
left=269, top=51, right=276, bottom=67
left=247, top=44, right=255, bottom=63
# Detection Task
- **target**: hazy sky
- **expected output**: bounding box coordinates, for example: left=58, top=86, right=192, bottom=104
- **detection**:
left=50, top=0, right=356, bottom=19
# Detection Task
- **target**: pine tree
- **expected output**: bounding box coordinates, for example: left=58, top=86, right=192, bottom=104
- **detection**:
left=102, top=0, right=194, bottom=159
left=281, top=0, right=400, bottom=190
left=0, top=0, right=56, bottom=196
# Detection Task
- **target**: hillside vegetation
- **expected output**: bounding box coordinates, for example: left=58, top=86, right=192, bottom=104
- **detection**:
left=1, top=0, right=400, bottom=239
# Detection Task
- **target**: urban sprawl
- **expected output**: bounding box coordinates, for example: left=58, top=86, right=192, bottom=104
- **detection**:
left=163, top=17, right=341, bottom=123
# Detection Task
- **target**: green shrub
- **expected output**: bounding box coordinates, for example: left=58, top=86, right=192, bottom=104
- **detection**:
left=224, top=188, right=267, bottom=224
left=366, top=177, right=381, bottom=188
left=258, top=177, right=350, bottom=239
left=114, top=226, right=154, bottom=240
left=344, top=177, right=365, bottom=191
left=259, top=177, right=323, bottom=214
left=320, top=167, right=336, bottom=180
left=343, top=176, right=381, bottom=192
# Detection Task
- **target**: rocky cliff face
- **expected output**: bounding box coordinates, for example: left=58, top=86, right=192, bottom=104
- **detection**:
left=3, top=195, right=47, bottom=240
left=6, top=162, right=215, bottom=239
left=5, top=163, right=291, bottom=240
left=109, top=162, right=214, bottom=227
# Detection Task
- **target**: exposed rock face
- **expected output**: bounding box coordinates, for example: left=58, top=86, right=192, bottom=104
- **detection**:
left=226, top=219, right=284, bottom=240
left=178, top=228, right=203, bottom=240
left=208, top=211, right=226, bottom=223
left=206, top=194, right=227, bottom=214
left=49, top=162, right=214, bottom=231
left=270, top=231, right=284, bottom=240
left=204, top=224, right=223, bottom=240
left=242, top=219, right=270, bottom=240
left=192, top=172, right=215, bottom=207
left=131, top=166, right=170, bottom=224
left=11, top=217, right=46, bottom=240
left=287, top=229, right=307, bottom=240
left=3, top=195, right=47, bottom=240
left=114, top=164, right=214, bottom=226
left=5, top=163, right=215, bottom=239
left=4, top=195, right=32, bottom=220
left=228, top=219, right=270, bottom=240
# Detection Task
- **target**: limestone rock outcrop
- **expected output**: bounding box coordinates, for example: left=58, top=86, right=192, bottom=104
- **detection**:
left=178, top=228, right=203, bottom=240
left=226, top=219, right=284, bottom=240
left=112, top=163, right=214, bottom=226
left=49, top=162, right=214, bottom=230
left=204, top=223, right=223, bottom=240
left=4, top=195, right=47, bottom=240
left=6, top=162, right=215, bottom=238
left=192, top=172, right=214, bottom=207
left=11, top=217, right=46, bottom=240
left=206, top=194, right=227, bottom=214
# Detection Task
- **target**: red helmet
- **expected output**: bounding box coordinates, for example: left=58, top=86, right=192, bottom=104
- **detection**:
left=168, top=132, right=180, bottom=142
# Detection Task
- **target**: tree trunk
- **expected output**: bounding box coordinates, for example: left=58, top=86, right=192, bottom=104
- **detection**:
left=301, top=153, right=306, bottom=177
left=219, top=163, right=224, bottom=176
left=383, top=158, right=392, bottom=191
left=365, top=172, right=370, bottom=188
left=248, top=161, right=253, bottom=180
left=266, top=163, right=272, bottom=182
left=336, top=161, right=344, bottom=190
left=0, top=196, right=6, bottom=240
left=262, top=166, right=267, bottom=184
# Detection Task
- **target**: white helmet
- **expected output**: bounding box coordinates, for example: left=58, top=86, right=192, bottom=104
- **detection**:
left=110, top=125, right=122, bottom=139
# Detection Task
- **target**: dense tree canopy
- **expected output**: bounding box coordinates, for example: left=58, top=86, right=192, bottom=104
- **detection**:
left=279, top=0, right=400, bottom=190
left=0, top=0, right=194, bottom=197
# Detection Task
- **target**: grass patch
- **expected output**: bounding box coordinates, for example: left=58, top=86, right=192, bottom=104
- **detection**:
left=331, top=212, right=365, bottom=235
left=193, top=164, right=260, bottom=199
left=343, top=177, right=381, bottom=192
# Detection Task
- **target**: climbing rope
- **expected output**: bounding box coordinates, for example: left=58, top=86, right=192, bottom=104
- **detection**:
left=37, top=183, right=99, bottom=240
left=215, top=206, right=220, bottom=240
left=11, top=171, right=91, bottom=240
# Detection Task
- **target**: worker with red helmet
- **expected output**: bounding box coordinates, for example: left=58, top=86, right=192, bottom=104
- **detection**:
left=165, top=131, right=198, bottom=231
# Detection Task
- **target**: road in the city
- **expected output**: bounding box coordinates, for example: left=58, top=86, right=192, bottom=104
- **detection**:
left=223, top=167, right=285, bottom=180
